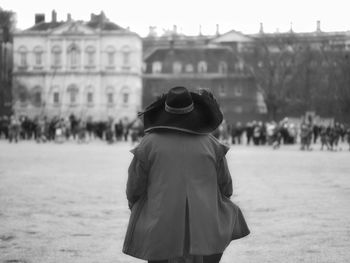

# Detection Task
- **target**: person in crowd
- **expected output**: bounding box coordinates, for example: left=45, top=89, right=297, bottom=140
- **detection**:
left=319, top=125, right=330, bottom=151
left=300, top=119, right=313, bottom=151
left=105, top=118, right=114, bottom=144
left=55, top=118, right=66, bottom=144
left=231, top=122, right=243, bottom=145
left=35, top=116, right=47, bottom=143
left=252, top=121, right=261, bottom=145
left=115, top=120, right=124, bottom=142
left=77, top=119, right=87, bottom=144
left=8, top=115, right=20, bottom=143
left=86, top=117, right=95, bottom=141
left=346, top=126, right=350, bottom=151
left=312, top=124, right=320, bottom=144
left=271, top=122, right=283, bottom=149
left=0, top=116, right=9, bottom=139
left=123, top=87, right=249, bottom=263
left=245, top=122, right=254, bottom=145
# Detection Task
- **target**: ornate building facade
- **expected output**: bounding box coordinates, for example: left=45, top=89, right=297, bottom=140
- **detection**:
left=142, top=28, right=266, bottom=124
left=12, top=11, right=142, bottom=122
left=142, top=45, right=265, bottom=124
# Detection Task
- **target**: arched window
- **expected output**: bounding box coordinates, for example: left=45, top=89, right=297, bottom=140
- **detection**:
left=67, top=84, right=79, bottom=105
left=122, top=46, right=131, bottom=66
left=106, top=46, right=115, bottom=68
left=185, top=64, right=194, bottom=73
left=85, top=46, right=95, bottom=67
left=121, top=86, right=130, bottom=105
left=67, top=43, right=80, bottom=69
left=152, top=61, right=162, bottom=73
left=198, top=61, right=207, bottom=73
left=33, top=46, right=43, bottom=67
left=17, top=85, right=28, bottom=105
left=18, top=46, right=27, bottom=67
left=51, top=46, right=62, bottom=67
left=218, top=61, right=228, bottom=74
left=32, top=86, right=42, bottom=106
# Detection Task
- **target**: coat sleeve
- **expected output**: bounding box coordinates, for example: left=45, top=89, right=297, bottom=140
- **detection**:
left=216, top=143, right=233, bottom=198
left=217, top=156, right=233, bottom=198
left=126, top=146, right=148, bottom=209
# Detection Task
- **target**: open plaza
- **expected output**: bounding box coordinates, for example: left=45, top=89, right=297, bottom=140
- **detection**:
left=0, top=141, right=349, bottom=263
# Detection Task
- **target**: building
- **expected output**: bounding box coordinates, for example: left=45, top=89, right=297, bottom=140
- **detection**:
left=0, top=8, right=14, bottom=117
left=12, top=11, right=142, bottom=122
left=142, top=44, right=264, bottom=124
left=142, top=26, right=266, bottom=124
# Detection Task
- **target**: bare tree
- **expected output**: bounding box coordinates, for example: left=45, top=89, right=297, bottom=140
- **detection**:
left=245, top=34, right=302, bottom=120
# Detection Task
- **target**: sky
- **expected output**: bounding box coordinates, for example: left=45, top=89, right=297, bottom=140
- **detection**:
left=1, top=0, right=350, bottom=37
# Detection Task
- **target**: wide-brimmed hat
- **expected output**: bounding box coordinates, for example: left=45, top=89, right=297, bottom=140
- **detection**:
left=139, top=86, right=223, bottom=134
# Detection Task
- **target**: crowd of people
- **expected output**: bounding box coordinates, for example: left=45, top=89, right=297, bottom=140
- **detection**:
left=0, top=114, right=144, bottom=145
left=1, top=114, right=349, bottom=151
left=212, top=118, right=350, bottom=151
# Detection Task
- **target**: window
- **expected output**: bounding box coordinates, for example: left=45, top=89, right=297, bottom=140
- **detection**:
left=123, top=93, right=129, bottom=104
left=235, top=60, right=244, bottom=72
left=85, top=46, right=95, bottom=67
left=53, top=92, right=60, bottom=104
left=173, top=61, right=182, bottom=74
left=51, top=46, right=62, bottom=67
left=185, top=64, right=194, bottom=73
left=234, top=85, right=242, bottom=97
left=122, top=46, right=131, bottom=66
left=106, top=46, right=115, bottom=68
left=151, top=86, right=159, bottom=97
left=18, top=85, right=27, bottom=104
left=67, top=85, right=79, bottom=105
left=35, top=53, right=42, bottom=66
left=218, top=61, right=228, bottom=74
left=107, top=93, right=114, bottom=104
left=87, top=92, right=93, bottom=104
left=67, top=44, right=80, bottom=69
left=33, top=47, right=43, bottom=67
left=152, top=61, right=162, bottom=73
left=106, top=86, right=115, bottom=106
left=218, top=84, right=226, bottom=97
left=32, top=86, right=42, bottom=106
left=234, top=106, right=243, bottom=113
left=121, top=86, right=130, bottom=105
left=18, top=46, right=27, bottom=68
left=198, top=61, right=207, bottom=73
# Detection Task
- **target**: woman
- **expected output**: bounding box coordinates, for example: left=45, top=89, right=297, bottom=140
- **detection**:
left=123, top=86, right=250, bottom=263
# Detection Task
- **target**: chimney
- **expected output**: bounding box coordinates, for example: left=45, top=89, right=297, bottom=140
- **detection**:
left=148, top=26, right=157, bottom=37
left=173, top=25, right=177, bottom=34
left=289, top=22, right=294, bottom=33
left=216, top=24, right=220, bottom=36
left=67, top=13, right=72, bottom=21
left=51, top=10, right=57, bottom=23
left=259, top=22, right=264, bottom=34
left=199, top=24, right=202, bottom=36
left=35, top=14, right=45, bottom=25
left=316, top=20, right=321, bottom=32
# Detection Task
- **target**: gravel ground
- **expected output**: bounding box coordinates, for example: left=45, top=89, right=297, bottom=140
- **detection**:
left=0, top=140, right=349, bottom=263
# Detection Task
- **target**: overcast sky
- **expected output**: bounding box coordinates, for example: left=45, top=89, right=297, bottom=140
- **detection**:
left=1, top=0, right=349, bottom=36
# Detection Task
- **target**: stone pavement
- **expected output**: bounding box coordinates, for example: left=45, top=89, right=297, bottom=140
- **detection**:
left=0, top=141, right=349, bottom=263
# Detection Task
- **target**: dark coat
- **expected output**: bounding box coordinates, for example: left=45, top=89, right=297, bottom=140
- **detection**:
left=123, top=131, right=249, bottom=261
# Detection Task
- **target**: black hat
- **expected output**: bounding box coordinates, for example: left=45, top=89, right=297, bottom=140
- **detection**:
left=139, top=86, right=223, bottom=134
